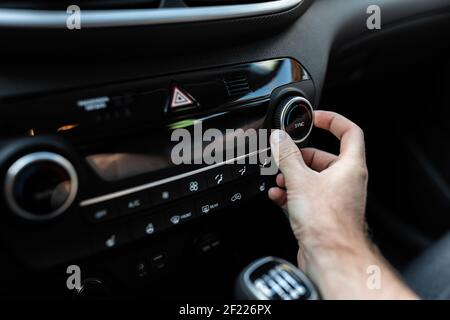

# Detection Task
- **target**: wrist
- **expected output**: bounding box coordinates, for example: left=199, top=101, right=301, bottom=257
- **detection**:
left=299, top=236, right=417, bottom=300
left=302, top=231, right=373, bottom=277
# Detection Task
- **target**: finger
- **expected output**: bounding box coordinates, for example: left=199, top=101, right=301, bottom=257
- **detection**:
left=268, top=187, right=287, bottom=209
left=301, top=147, right=338, bottom=172
left=314, top=111, right=365, bottom=163
left=276, top=173, right=286, bottom=188
left=270, top=130, right=309, bottom=182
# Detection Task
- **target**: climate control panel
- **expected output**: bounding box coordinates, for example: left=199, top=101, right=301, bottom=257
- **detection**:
left=0, top=58, right=315, bottom=268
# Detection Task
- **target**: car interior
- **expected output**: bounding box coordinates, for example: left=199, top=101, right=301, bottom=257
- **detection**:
left=0, top=0, right=449, bottom=300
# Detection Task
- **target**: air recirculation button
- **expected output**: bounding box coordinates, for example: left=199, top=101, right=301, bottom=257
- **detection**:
left=4, top=152, right=78, bottom=221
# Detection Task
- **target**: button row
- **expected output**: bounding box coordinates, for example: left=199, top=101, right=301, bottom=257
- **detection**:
left=89, top=176, right=271, bottom=253
left=84, top=163, right=260, bottom=224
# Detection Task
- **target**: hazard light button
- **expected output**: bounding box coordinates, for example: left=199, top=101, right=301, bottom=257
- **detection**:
left=169, top=86, right=198, bottom=110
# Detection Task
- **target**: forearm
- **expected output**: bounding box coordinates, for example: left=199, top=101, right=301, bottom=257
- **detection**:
left=269, top=113, right=418, bottom=300
left=302, top=241, right=418, bottom=300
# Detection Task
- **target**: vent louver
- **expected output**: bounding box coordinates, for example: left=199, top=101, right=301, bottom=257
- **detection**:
left=224, top=76, right=251, bottom=96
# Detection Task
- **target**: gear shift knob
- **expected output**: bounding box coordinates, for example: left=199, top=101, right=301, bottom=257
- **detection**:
left=235, top=256, right=319, bottom=300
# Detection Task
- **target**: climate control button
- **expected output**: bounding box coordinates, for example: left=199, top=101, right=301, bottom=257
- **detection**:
left=274, top=96, right=314, bottom=143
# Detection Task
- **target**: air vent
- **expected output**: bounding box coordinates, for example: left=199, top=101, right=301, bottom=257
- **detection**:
left=0, top=0, right=161, bottom=10
left=224, top=76, right=251, bottom=96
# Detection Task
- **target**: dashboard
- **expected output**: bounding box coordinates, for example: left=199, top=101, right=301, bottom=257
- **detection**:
left=0, top=0, right=449, bottom=299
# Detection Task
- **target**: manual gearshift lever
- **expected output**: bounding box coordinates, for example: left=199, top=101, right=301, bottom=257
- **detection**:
left=235, top=257, right=319, bottom=300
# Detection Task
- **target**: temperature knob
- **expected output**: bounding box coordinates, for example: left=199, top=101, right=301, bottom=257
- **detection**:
left=274, top=96, right=314, bottom=143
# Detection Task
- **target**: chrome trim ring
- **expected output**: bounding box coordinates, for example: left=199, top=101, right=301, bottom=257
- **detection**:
left=0, top=0, right=303, bottom=29
left=279, top=96, right=314, bottom=143
left=4, top=152, right=79, bottom=221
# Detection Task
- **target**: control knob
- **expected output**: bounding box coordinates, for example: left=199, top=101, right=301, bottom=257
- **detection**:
left=274, top=96, right=314, bottom=143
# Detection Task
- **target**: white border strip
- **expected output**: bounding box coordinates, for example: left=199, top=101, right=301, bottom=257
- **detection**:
left=79, top=148, right=270, bottom=207
left=0, top=0, right=303, bottom=29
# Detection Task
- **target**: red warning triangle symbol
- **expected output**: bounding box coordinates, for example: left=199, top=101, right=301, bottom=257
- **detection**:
left=170, top=86, right=196, bottom=109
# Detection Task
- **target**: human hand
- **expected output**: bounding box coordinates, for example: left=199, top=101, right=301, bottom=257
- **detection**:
left=268, top=110, right=416, bottom=299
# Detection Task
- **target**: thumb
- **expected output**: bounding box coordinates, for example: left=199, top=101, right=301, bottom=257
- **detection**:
left=270, top=130, right=308, bottom=182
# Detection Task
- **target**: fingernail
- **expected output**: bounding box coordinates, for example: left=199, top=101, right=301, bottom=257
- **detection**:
left=278, top=130, right=288, bottom=140
left=272, top=130, right=288, bottom=144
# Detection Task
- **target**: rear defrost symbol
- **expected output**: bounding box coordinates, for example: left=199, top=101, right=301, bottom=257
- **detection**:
left=201, top=205, right=210, bottom=214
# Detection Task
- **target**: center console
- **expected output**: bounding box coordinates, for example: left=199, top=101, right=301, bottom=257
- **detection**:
left=0, top=58, right=315, bottom=271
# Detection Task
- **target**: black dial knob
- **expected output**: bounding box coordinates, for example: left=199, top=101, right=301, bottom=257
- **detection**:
left=274, top=96, right=314, bottom=143
left=4, top=152, right=78, bottom=221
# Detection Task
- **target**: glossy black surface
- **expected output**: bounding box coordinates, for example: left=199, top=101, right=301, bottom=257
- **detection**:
left=12, top=160, right=71, bottom=215
left=0, top=58, right=308, bottom=139
left=0, top=58, right=314, bottom=269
